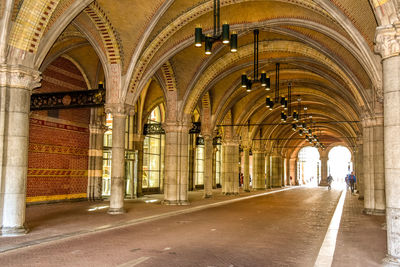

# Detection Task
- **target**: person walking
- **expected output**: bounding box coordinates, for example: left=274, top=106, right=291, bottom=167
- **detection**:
left=348, top=172, right=356, bottom=194
left=327, top=174, right=333, bottom=190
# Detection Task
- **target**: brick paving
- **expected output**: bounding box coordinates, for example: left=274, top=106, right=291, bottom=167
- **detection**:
left=332, top=191, right=387, bottom=267
left=0, top=187, right=388, bottom=266
left=0, top=188, right=339, bottom=267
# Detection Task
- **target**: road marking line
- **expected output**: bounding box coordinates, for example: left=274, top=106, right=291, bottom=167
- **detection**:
left=314, top=189, right=346, bottom=267
left=118, top=256, right=150, bottom=267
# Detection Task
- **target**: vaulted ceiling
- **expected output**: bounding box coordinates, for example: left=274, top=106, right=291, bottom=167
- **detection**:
left=34, top=0, right=382, bottom=156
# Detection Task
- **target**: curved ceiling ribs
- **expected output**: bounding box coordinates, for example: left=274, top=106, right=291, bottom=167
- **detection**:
left=14, top=0, right=381, bottom=157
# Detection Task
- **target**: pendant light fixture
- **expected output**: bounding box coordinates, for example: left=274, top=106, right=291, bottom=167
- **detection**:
left=194, top=0, right=238, bottom=55
left=242, top=29, right=270, bottom=91
left=265, top=63, right=282, bottom=110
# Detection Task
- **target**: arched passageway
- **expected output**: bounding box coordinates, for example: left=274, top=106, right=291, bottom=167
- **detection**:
left=328, top=146, right=352, bottom=189
left=297, top=147, right=320, bottom=187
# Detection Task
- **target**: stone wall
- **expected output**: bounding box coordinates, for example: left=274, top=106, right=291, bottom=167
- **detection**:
left=27, top=57, right=90, bottom=203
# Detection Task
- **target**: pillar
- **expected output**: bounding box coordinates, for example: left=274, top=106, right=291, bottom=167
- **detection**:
left=0, top=66, right=40, bottom=236
left=289, top=158, right=296, bottom=186
left=271, top=152, right=282, bottom=187
left=163, top=121, right=190, bottom=205
left=106, top=105, right=127, bottom=214
left=265, top=153, right=271, bottom=188
left=355, top=139, right=364, bottom=199
left=221, top=139, right=239, bottom=195
left=203, top=134, right=213, bottom=198
left=252, top=150, right=266, bottom=190
left=243, top=147, right=250, bottom=192
left=133, top=134, right=145, bottom=197
left=87, top=108, right=105, bottom=201
left=362, top=114, right=385, bottom=215
left=376, top=25, right=400, bottom=264
left=319, top=155, right=328, bottom=186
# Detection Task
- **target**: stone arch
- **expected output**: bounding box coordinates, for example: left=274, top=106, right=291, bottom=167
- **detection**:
left=182, top=40, right=365, bottom=118
left=34, top=0, right=94, bottom=68
left=8, top=0, right=59, bottom=55
left=83, top=2, right=122, bottom=65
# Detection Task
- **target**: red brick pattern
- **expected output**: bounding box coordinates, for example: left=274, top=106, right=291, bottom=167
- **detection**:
left=28, top=57, right=90, bottom=200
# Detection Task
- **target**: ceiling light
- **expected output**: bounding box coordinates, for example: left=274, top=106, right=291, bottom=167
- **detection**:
left=194, top=1, right=237, bottom=55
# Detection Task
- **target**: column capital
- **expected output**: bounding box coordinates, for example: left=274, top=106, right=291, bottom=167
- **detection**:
left=375, top=23, right=400, bottom=60
left=0, top=64, right=41, bottom=90
left=162, top=120, right=191, bottom=133
left=105, top=103, right=134, bottom=117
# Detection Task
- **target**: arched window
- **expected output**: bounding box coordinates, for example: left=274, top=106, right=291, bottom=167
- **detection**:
left=142, top=106, right=165, bottom=194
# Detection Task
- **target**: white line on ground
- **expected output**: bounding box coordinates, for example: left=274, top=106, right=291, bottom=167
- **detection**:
left=314, top=189, right=346, bottom=267
left=117, top=256, right=150, bottom=267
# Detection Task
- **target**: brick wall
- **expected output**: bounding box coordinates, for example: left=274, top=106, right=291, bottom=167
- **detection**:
left=27, top=57, right=90, bottom=203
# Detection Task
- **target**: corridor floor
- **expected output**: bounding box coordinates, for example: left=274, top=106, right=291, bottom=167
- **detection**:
left=0, top=188, right=386, bottom=267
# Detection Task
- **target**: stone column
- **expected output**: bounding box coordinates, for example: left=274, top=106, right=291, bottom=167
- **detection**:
left=0, top=66, right=41, bottom=236
left=203, top=134, right=213, bottom=198
left=362, top=117, right=373, bottom=211
left=265, top=153, right=271, bottom=188
left=376, top=25, right=400, bottom=264
left=221, top=139, right=239, bottom=195
left=133, top=134, right=145, bottom=197
left=362, top=114, right=385, bottom=215
left=212, top=145, right=217, bottom=189
left=373, top=115, right=385, bottom=213
left=252, top=150, right=265, bottom=190
left=87, top=120, right=105, bottom=201
left=271, top=152, right=282, bottom=187
left=243, top=147, right=250, bottom=192
left=106, top=105, right=127, bottom=214
left=355, top=138, right=364, bottom=199
left=319, top=155, right=328, bottom=186
left=289, top=158, right=296, bottom=186
left=163, top=121, right=191, bottom=205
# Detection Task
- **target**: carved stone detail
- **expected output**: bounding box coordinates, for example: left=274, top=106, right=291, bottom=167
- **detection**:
left=0, top=64, right=41, bottom=90
left=105, top=103, right=134, bottom=116
left=375, top=23, right=400, bottom=60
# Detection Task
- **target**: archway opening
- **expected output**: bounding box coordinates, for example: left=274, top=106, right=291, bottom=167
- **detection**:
left=297, top=147, right=320, bottom=187
left=328, top=146, right=352, bottom=189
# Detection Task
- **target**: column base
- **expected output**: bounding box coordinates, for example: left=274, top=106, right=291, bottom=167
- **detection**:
left=223, top=192, right=239, bottom=196
left=203, top=194, right=212, bottom=199
left=162, top=200, right=190, bottom=205
left=253, top=188, right=266, bottom=191
left=107, top=208, right=125, bottom=215
left=363, top=208, right=385, bottom=216
left=244, top=189, right=250, bottom=192
left=0, top=226, right=29, bottom=236
left=383, top=255, right=400, bottom=266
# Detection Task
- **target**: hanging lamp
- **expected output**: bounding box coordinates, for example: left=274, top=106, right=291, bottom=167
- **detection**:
left=194, top=0, right=238, bottom=55
left=242, top=29, right=270, bottom=91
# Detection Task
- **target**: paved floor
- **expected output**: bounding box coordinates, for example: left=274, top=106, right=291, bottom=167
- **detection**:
left=0, top=187, right=387, bottom=267
left=332, top=191, right=386, bottom=267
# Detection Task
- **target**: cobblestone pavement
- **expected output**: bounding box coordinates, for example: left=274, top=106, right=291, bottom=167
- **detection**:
left=0, top=188, right=341, bottom=267
left=332, top=191, right=386, bottom=267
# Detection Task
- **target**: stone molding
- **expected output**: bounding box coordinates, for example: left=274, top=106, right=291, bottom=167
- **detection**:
left=105, top=103, right=134, bottom=117
left=375, top=23, right=400, bottom=60
left=361, top=114, right=384, bottom=127
left=0, top=64, right=41, bottom=91
left=162, top=121, right=191, bottom=134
